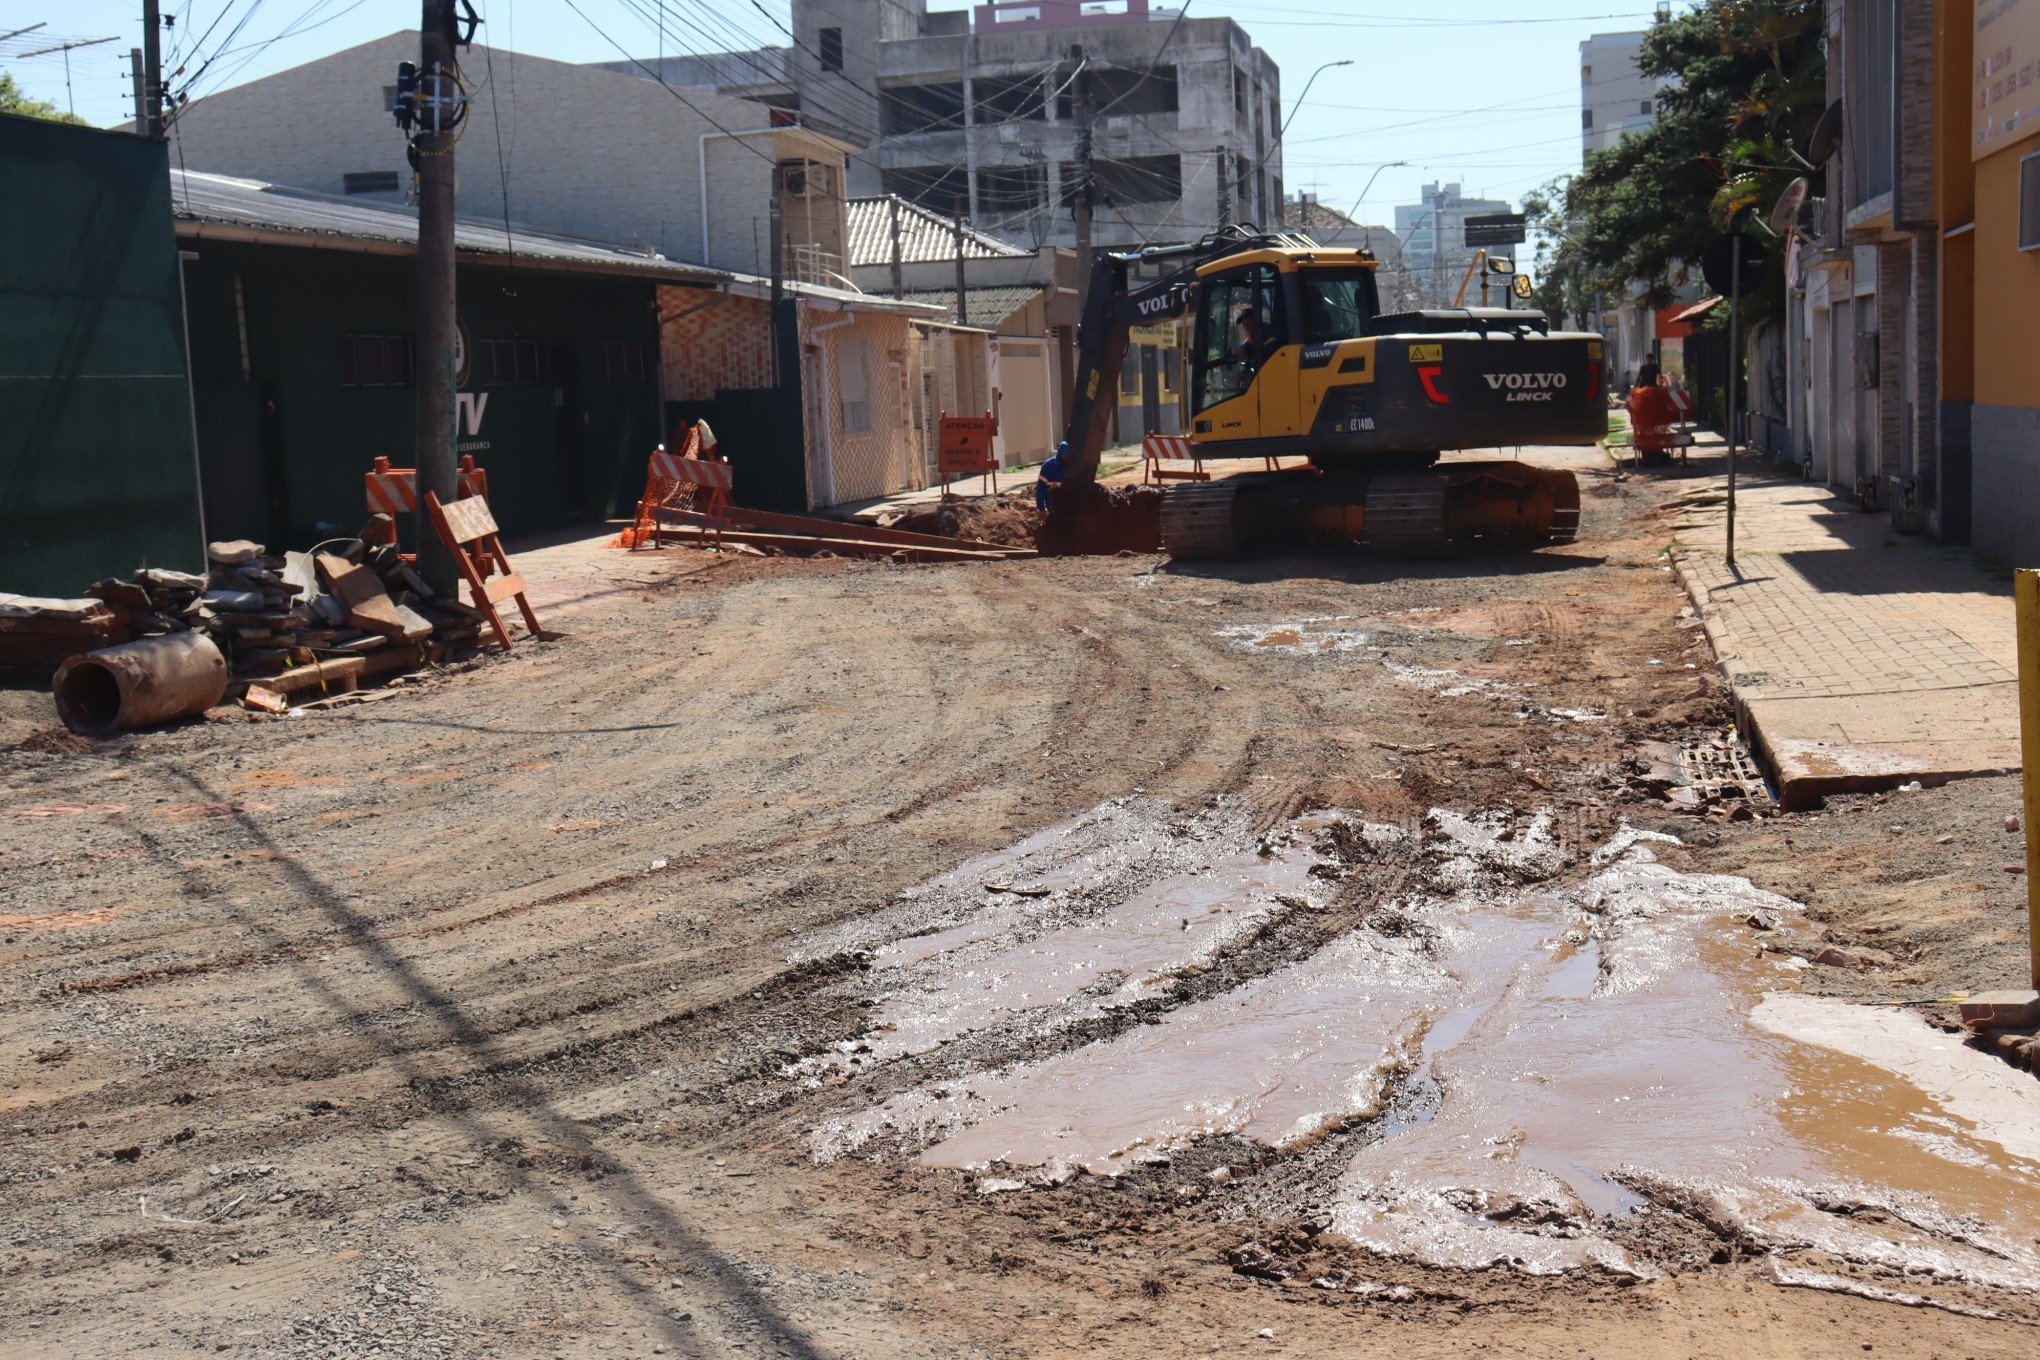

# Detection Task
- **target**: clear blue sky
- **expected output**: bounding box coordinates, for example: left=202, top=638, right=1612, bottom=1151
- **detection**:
left=4, top=0, right=1662, bottom=225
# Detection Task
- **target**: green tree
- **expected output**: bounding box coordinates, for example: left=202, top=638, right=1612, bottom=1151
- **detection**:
left=0, top=70, right=86, bottom=126
left=1528, top=2, right=1825, bottom=324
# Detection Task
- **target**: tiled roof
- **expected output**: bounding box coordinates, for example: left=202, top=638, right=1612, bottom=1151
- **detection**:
left=844, top=195, right=1030, bottom=268
left=897, top=285, right=1045, bottom=329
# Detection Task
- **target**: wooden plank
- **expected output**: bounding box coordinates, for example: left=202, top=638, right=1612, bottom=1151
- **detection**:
left=655, top=527, right=1028, bottom=562
left=266, top=657, right=365, bottom=697
left=483, top=573, right=530, bottom=605
left=725, top=506, right=1015, bottom=554
left=438, top=495, right=499, bottom=544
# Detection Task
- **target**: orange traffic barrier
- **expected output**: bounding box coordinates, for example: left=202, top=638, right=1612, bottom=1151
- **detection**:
left=629, top=424, right=734, bottom=550
left=1141, top=433, right=1208, bottom=484
left=365, top=455, right=489, bottom=515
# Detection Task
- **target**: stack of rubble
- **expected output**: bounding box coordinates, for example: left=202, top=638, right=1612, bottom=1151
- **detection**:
left=0, top=594, right=134, bottom=681
left=56, top=519, right=485, bottom=706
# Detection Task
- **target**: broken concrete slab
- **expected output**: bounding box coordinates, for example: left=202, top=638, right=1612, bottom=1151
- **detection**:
left=207, top=540, right=264, bottom=566
left=1959, top=990, right=2040, bottom=1031
left=0, top=594, right=108, bottom=621
left=347, top=593, right=409, bottom=638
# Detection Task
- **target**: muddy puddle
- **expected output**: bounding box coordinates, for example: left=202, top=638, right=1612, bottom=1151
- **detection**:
left=803, top=801, right=2040, bottom=1310
left=1213, top=619, right=1605, bottom=722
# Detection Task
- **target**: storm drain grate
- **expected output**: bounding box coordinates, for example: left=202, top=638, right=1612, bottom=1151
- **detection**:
left=1633, top=730, right=1775, bottom=812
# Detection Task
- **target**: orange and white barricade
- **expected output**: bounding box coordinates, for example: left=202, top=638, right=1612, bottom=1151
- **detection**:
left=631, top=423, right=735, bottom=549
left=1141, top=433, right=1208, bottom=484
left=365, top=455, right=490, bottom=515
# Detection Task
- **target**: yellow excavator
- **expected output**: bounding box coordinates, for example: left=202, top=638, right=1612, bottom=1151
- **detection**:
left=1045, top=226, right=1604, bottom=557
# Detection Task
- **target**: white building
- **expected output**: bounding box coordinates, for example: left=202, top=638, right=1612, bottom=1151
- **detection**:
left=1579, top=27, right=1679, bottom=390
left=1394, top=182, right=1512, bottom=309
left=1580, top=30, right=1667, bottom=158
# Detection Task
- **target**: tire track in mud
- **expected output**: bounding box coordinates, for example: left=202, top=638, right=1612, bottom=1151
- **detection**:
left=0, top=561, right=1262, bottom=1222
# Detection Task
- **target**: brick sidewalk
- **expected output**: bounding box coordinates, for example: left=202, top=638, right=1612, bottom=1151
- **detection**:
left=1668, top=454, right=2022, bottom=807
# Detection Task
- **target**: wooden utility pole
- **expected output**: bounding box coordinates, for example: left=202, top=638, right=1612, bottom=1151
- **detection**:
left=129, top=49, right=146, bottom=133
left=140, top=0, right=163, bottom=136
left=888, top=195, right=905, bottom=299
left=953, top=214, right=969, bottom=326
left=769, top=194, right=785, bottom=387
left=1069, top=45, right=1094, bottom=314
left=412, top=0, right=467, bottom=595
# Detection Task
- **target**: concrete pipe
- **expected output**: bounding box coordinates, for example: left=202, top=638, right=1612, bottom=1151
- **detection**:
left=53, top=633, right=229, bottom=736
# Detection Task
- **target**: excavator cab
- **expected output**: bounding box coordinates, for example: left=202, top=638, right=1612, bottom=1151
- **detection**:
left=1186, top=251, right=1390, bottom=455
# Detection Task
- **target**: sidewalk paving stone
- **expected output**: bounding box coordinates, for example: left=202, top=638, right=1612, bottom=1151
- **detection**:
left=1668, top=455, right=2021, bottom=807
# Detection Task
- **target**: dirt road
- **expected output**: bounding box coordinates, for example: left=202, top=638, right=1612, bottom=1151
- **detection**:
left=3, top=447, right=2036, bottom=1359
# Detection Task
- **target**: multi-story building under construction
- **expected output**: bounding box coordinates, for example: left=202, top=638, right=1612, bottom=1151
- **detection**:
left=596, top=0, right=1284, bottom=254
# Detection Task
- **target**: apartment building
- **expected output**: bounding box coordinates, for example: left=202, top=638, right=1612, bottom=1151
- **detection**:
left=597, top=0, right=1285, bottom=254
left=1394, top=182, right=1512, bottom=309
left=1580, top=30, right=1667, bottom=158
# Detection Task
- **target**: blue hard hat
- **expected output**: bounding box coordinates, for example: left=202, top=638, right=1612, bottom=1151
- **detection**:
left=1056, top=440, right=1070, bottom=456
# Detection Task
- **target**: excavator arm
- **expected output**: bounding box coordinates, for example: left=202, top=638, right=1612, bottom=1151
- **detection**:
left=1059, top=249, right=1197, bottom=490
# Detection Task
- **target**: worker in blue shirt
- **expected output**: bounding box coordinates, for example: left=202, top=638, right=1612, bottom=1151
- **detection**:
left=1036, top=440, right=1069, bottom=512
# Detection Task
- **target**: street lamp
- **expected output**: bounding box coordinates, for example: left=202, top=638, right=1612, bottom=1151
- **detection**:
left=1345, top=160, right=1409, bottom=224
left=1279, top=59, right=1354, bottom=142
left=1247, top=59, right=1352, bottom=224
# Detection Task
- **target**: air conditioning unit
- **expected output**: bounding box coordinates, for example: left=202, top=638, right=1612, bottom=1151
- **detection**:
left=782, top=166, right=812, bottom=196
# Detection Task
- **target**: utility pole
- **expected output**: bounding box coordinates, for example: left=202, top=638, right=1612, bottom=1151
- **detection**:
left=129, top=49, right=146, bottom=133
left=888, top=195, right=905, bottom=299
left=769, top=195, right=785, bottom=387
left=399, top=0, right=475, bottom=596
left=1215, top=146, right=1230, bottom=230
left=953, top=213, right=969, bottom=326
left=1069, top=44, right=1094, bottom=314
left=140, top=0, right=163, bottom=136
left=1726, top=234, right=1743, bottom=572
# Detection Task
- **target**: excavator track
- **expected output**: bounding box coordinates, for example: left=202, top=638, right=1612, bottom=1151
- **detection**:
left=1362, top=474, right=1450, bottom=555
left=1365, top=460, right=1582, bottom=555
left=1158, top=460, right=1581, bottom=560
left=1159, top=481, right=1246, bottom=559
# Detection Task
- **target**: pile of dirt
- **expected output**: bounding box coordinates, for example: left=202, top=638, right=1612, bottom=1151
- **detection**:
left=888, top=495, right=1044, bottom=549
left=1035, top=483, right=1163, bottom=555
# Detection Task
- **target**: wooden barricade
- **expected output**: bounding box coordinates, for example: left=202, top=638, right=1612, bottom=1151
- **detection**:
left=938, top=411, right=999, bottom=498
left=630, top=424, right=735, bottom=549
left=422, top=491, right=543, bottom=650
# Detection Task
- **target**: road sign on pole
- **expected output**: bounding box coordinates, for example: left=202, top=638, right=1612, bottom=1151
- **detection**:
left=1464, top=214, right=1528, bottom=248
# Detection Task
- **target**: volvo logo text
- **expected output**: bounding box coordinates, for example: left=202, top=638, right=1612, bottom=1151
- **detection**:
left=1485, top=371, right=1568, bottom=404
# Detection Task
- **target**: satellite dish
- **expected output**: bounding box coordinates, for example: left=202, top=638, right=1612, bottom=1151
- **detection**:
left=1806, top=100, right=1844, bottom=165
left=1770, top=177, right=1810, bottom=238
